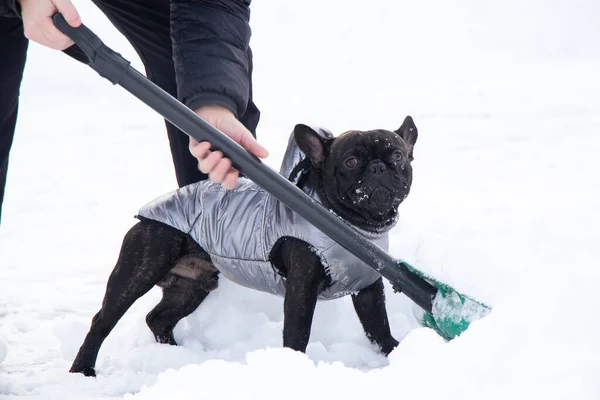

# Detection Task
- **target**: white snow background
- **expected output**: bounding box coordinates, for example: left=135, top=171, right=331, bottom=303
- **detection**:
left=1, top=0, right=599, bottom=399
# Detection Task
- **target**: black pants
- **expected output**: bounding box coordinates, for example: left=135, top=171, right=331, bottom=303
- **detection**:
left=0, top=0, right=260, bottom=225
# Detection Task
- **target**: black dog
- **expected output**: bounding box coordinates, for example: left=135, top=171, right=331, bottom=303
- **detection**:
left=69, top=116, right=418, bottom=377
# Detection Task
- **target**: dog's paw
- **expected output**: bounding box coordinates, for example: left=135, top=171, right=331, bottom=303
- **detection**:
left=152, top=332, right=178, bottom=346
left=69, top=364, right=97, bottom=377
left=381, top=338, right=400, bottom=356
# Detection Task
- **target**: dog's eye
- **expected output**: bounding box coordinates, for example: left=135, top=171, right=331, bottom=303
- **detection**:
left=392, top=151, right=404, bottom=163
left=345, top=157, right=358, bottom=168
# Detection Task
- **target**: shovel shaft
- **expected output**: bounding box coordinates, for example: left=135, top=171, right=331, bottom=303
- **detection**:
left=52, top=13, right=437, bottom=313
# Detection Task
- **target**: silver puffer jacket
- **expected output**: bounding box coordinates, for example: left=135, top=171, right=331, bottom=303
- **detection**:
left=136, top=128, right=395, bottom=300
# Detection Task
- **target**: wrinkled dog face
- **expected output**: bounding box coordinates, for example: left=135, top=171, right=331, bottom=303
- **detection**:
left=295, top=116, right=418, bottom=232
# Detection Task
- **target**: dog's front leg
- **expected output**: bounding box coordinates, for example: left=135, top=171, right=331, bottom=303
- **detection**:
left=281, top=239, right=328, bottom=352
left=352, top=277, right=399, bottom=355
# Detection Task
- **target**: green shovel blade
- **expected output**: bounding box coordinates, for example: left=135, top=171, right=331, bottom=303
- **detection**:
left=399, top=262, right=492, bottom=341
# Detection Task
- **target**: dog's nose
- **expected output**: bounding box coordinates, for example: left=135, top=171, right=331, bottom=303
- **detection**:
left=369, top=160, right=387, bottom=175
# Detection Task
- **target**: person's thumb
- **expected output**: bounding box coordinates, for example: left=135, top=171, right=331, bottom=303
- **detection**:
left=239, top=132, right=269, bottom=158
left=53, top=0, right=81, bottom=27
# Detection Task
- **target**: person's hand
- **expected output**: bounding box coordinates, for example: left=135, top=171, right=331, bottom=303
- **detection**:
left=19, top=0, right=81, bottom=50
left=191, top=105, right=269, bottom=190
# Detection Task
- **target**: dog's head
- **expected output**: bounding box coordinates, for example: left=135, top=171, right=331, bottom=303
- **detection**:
left=294, top=116, right=418, bottom=233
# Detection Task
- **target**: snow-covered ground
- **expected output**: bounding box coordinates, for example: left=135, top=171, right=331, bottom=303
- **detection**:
left=1, top=1, right=599, bottom=399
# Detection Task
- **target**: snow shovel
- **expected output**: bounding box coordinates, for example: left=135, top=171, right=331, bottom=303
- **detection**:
left=52, top=13, right=491, bottom=340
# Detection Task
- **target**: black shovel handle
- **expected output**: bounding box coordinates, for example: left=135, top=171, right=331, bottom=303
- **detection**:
left=53, top=13, right=437, bottom=313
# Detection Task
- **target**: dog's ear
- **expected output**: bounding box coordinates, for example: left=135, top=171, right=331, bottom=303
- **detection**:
left=395, top=115, right=418, bottom=161
left=294, top=124, right=332, bottom=168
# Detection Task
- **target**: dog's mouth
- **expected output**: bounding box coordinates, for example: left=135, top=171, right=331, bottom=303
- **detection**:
left=349, top=185, right=403, bottom=216
left=322, top=182, right=407, bottom=232
left=370, top=187, right=392, bottom=209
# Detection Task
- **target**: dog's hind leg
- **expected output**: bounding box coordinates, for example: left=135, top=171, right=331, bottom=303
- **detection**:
left=69, top=219, right=197, bottom=377
left=146, top=255, right=219, bottom=345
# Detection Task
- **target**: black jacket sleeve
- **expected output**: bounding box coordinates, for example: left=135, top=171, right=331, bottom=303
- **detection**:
left=170, top=0, right=253, bottom=118
left=0, top=0, right=20, bottom=18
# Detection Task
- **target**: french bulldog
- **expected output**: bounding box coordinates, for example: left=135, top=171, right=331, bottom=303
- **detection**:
left=69, top=116, right=419, bottom=377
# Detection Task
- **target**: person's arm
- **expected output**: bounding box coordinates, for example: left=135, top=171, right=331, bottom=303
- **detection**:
left=170, top=0, right=252, bottom=118
left=0, top=0, right=20, bottom=17
left=172, top=0, right=268, bottom=189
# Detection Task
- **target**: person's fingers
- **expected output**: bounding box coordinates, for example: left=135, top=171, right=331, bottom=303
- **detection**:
left=40, top=18, right=74, bottom=49
left=22, top=18, right=59, bottom=49
left=190, top=140, right=211, bottom=160
left=208, top=158, right=232, bottom=184
left=222, top=170, right=239, bottom=191
left=53, top=0, right=81, bottom=27
left=198, top=151, right=224, bottom=174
